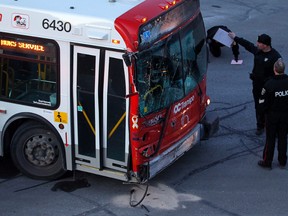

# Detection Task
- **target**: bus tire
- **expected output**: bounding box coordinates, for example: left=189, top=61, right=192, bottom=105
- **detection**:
left=11, top=121, right=66, bottom=180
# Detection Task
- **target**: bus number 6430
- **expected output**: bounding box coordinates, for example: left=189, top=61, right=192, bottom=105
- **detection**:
left=42, top=18, right=72, bottom=33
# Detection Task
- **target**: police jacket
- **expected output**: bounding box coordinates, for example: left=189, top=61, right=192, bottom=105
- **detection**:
left=234, top=36, right=281, bottom=84
left=259, top=74, right=288, bottom=113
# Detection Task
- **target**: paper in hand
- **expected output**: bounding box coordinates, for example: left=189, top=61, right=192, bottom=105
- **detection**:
left=213, top=28, right=234, bottom=47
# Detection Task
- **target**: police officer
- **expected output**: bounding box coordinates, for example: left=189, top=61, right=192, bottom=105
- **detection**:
left=257, top=58, right=288, bottom=169
left=228, top=32, right=281, bottom=135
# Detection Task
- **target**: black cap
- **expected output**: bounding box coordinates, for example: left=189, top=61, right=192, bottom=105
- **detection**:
left=257, top=34, right=271, bottom=46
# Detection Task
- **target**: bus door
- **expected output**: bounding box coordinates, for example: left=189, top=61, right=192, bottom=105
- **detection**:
left=102, top=51, right=129, bottom=171
left=73, top=46, right=129, bottom=172
left=73, top=46, right=101, bottom=168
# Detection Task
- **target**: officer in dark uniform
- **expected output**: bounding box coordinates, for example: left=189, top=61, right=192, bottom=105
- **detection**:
left=257, top=58, right=288, bottom=169
left=228, top=32, right=281, bottom=135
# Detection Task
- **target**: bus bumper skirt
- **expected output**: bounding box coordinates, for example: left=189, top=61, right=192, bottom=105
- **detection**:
left=149, top=124, right=201, bottom=179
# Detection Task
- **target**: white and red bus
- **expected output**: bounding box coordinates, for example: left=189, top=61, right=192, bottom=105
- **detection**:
left=0, top=0, right=218, bottom=182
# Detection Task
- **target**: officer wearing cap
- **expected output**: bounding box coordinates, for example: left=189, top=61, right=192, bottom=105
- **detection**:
left=228, top=32, right=281, bottom=135
left=257, top=58, right=288, bottom=169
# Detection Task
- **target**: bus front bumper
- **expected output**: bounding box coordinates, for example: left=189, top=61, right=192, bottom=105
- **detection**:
left=145, top=112, right=219, bottom=181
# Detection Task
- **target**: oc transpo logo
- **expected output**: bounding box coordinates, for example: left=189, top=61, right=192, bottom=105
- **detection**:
left=12, top=13, right=29, bottom=29
left=0, top=14, right=2, bottom=22
left=173, top=95, right=195, bottom=114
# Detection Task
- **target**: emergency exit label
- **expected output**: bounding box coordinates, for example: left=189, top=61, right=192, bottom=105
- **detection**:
left=54, top=111, right=68, bottom=124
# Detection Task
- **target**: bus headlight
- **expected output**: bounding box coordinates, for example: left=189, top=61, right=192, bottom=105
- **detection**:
left=206, top=97, right=211, bottom=106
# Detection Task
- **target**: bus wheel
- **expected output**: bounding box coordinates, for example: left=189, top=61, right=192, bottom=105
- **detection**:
left=11, top=122, right=66, bottom=180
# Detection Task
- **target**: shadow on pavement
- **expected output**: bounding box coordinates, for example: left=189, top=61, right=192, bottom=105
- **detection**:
left=0, top=156, right=19, bottom=178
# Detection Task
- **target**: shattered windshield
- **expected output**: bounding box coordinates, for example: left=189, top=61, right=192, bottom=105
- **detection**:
left=135, top=14, right=207, bottom=116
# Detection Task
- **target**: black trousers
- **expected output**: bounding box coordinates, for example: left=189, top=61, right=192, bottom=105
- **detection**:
left=253, top=82, right=265, bottom=129
left=263, top=112, right=288, bottom=166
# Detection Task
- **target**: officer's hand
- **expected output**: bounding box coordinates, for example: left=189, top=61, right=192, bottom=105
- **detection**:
left=228, top=32, right=236, bottom=39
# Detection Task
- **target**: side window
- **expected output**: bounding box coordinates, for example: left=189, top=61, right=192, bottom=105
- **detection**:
left=0, top=33, right=59, bottom=108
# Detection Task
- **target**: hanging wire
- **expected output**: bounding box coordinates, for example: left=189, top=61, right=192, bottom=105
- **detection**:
left=129, top=164, right=150, bottom=207
left=129, top=181, right=149, bottom=207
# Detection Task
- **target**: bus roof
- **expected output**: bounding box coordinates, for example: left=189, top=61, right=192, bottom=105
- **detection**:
left=0, top=0, right=143, bottom=20
left=0, top=0, right=198, bottom=51
left=0, top=0, right=145, bottom=49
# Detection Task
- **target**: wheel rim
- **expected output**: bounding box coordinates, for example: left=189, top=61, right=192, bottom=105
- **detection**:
left=24, top=133, right=58, bottom=167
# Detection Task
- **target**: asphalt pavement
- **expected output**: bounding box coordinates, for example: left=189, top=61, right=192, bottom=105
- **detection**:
left=1, top=0, right=288, bottom=216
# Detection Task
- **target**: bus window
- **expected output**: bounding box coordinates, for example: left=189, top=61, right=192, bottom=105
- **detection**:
left=181, top=15, right=207, bottom=93
left=0, top=33, right=59, bottom=108
left=136, top=15, right=206, bottom=116
left=76, top=53, right=96, bottom=157
left=107, top=57, right=126, bottom=162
